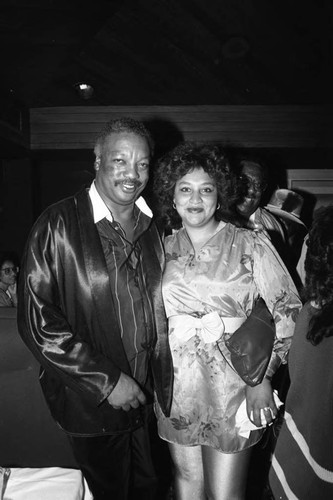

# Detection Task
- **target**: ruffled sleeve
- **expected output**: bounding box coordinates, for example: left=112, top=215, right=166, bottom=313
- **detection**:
left=251, top=230, right=302, bottom=376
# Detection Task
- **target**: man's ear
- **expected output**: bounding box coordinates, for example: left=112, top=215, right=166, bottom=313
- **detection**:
left=94, top=156, right=101, bottom=171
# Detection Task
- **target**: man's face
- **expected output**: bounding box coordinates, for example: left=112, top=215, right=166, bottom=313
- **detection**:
left=236, top=162, right=267, bottom=219
left=94, top=132, right=150, bottom=210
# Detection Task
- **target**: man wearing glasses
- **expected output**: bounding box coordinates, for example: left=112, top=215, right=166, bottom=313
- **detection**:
left=0, top=251, right=19, bottom=307
left=235, top=157, right=286, bottom=248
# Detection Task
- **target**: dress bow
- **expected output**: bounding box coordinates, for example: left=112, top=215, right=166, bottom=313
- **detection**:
left=169, top=311, right=224, bottom=344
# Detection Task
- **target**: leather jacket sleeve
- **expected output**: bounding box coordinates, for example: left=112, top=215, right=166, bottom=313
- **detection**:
left=17, top=200, right=123, bottom=408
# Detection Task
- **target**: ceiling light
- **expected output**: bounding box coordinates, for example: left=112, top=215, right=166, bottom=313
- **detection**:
left=73, top=82, right=94, bottom=100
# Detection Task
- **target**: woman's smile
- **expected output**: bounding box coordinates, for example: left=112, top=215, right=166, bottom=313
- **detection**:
left=173, top=168, right=218, bottom=230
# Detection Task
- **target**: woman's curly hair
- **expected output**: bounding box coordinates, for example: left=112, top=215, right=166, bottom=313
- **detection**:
left=303, top=204, right=333, bottom=345
left=153, top=142, right=243, bottom=230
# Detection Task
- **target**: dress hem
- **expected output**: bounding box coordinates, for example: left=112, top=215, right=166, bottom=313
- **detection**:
left=157, top=429, right=263, bottom=454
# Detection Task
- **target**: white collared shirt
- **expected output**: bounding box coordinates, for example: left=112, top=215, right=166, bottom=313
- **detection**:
left=88, top=180, right=152, bottom=224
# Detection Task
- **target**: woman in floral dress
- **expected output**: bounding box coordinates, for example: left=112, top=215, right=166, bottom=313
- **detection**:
left=153, top=143, right=302, bottom=500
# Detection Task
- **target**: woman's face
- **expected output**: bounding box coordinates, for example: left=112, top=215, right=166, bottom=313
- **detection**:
left=173, top=167, right=218, bottom=229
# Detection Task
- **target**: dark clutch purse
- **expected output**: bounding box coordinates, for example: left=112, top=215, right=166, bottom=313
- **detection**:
left=225, top=298, right=275, bottom=386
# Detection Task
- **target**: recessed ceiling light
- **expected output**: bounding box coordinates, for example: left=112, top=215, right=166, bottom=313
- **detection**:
left=73, top=82, right=94, bottom=100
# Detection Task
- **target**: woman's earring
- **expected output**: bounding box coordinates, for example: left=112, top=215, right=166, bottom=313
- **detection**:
left=173, top=202, right=176, bottom=210
left=216, top=203, right=221, bottom=210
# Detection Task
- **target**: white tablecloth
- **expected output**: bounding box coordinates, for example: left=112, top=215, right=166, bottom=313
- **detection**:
left=3, top=467, right=93, bottom=500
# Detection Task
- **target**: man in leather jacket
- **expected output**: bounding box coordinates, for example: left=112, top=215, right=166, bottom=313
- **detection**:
left=17, top=117, right=173, bottom=500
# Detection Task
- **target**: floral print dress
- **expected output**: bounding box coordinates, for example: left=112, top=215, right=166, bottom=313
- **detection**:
left=155, top=222, right=301, bottom=453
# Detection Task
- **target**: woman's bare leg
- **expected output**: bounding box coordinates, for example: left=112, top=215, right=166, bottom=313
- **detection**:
left=168, top=442, right=205, bottom=500
left=202, top=445, right=251, bottom=500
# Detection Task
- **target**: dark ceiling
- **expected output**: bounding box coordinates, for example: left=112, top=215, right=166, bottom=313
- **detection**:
left=0, top=0, right=332, bottom=113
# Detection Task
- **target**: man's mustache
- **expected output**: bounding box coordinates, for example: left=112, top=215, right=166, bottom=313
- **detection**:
left=114, top=178, right=143, bottom=188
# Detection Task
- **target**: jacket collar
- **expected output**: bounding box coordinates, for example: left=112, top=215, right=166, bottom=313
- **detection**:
left=89, top=181, right=152, bottom=223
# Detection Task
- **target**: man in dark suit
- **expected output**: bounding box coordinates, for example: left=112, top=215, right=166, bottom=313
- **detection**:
left=17, top=117, right=173, bottom=500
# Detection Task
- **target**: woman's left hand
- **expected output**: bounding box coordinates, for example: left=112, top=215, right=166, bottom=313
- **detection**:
left=245, top=378, right=278, bottom=427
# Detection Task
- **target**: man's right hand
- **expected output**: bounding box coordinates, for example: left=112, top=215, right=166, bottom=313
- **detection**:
left=107, top=372, right=147, bottom=411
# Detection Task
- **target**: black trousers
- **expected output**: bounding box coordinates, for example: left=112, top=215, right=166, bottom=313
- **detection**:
left=68, top=406, right=171, bottom=500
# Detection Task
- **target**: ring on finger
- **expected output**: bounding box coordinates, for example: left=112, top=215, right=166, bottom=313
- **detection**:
left=263, top=407, right=277, bottom=420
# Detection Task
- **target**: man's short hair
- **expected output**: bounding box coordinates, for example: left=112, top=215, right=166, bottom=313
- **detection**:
left=238, top=158, right=267, bottom=182
left=94, top=117, right=154, bottom=157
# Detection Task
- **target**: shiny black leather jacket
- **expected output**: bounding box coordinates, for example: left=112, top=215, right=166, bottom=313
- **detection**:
left=17, top=188, right=173, bottom=436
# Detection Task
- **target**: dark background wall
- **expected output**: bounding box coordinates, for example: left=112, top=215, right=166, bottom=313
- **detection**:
left=1, top=104, right=332, bottom=261
left=2, top=147, right=333, bottom=262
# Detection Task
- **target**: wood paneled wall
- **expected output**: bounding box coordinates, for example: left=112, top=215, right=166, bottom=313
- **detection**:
left=30, top=105, right=331, bottom=150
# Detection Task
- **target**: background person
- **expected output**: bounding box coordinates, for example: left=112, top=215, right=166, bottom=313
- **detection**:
left=153, top=142, right=301, bottom=500
left=269, top=204, right=333, bottom=500
left=233, top=155, right=285, bottom=245
left=265, top=188, right=308, bottom=281
left=0, top=251, right=19, bottom=307
left=233, top=155, right=306, bottom=292
left=233, top=158, right=306, bottom=495
left=17, top=117, right=173, bottom=500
